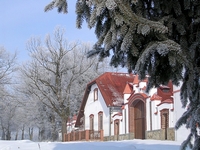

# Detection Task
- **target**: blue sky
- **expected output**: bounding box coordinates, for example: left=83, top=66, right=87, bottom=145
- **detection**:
left=0, top=1, right=96, bottom=62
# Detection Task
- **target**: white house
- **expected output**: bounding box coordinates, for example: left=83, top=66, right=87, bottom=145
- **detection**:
left=74, top=72, right=135, bottom=141
left=73, top=72, right=189, bottom=142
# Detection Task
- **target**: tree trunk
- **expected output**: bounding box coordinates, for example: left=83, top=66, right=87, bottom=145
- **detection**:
left=50, top=116, right=57, bottom=141
left=6, top=130, right=11, bottom=140
left=29, top=127, right=33, bottom=140
left=38, top=127, right=45, bottom=141
left=15, top=131, right=18, bottom=140
left=51, top=123, right=57, bottom=141
left=1, top=127, right=5, bottom=140
left=21, top=125, right=25, bottom=140
left=6, top=125, right=11, bottom=140
left=61, top=118, right=67, bottom=142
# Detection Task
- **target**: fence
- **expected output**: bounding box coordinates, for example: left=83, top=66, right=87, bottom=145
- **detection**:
left=64, top=130, right=104, bottom=142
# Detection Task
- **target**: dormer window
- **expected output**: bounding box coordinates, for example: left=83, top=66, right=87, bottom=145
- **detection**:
left=160, top=85, right=170, bottom=93
left=94, top=88, right=98, bottom=101
left=162, top=89, right=170, bottom=93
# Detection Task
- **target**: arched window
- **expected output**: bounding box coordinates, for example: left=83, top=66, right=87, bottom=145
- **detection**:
left=94, top=88, right=98, bottom=101
left=98, top=111, right=103, bottom=130
left=89, top=114, right=94, bottom=130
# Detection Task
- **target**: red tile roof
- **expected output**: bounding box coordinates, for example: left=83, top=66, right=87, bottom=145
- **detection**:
left=173, top=89, right=180, bottom=93
left=121, top=105, right=125, bottom=110
left=157, top=98, right=173, bottom=106
left=92, top=72, right=135, bottom=107
left=127, top=92, right=149, bottom=101
left=150, top=93, right=162, bottom=101
left=112, top=112, right=122, bottom=117
left=123, top=83, right=133, bottom=94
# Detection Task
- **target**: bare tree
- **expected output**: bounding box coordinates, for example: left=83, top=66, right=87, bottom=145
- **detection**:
left=0, top=47, right=17, bottom=85
left=0, top=86, right=17, bottom=140
left=20, top=27, right=108, bottom=141
left=0, top=47, right=17, bottom=140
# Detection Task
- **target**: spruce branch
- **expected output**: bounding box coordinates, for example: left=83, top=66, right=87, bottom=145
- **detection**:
left=45, top=0, right=68, bottom=13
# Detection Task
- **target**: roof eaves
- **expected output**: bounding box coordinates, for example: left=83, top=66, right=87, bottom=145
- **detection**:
left=75, top=81, right=95, bottom=127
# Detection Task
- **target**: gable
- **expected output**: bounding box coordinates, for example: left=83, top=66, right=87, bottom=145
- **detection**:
left=75, top=72, right=135, bottom=127
left=123, top=83, right=133, bottom=94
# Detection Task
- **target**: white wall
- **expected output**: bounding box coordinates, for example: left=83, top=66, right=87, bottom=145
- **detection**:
left=124, top=93, right=130, bottom=104
left=146, top=98, right=150, bottom=131
left=122, top=94, right=130, bottom=135
left=123, top=105, right=129, bottom=135
left=151, top=100, right=160, bottom=130
left=84, top=84, right=110, bottom=136
left=173, top=84, right=190, bottom=142
left=146, top=88, right=158, bottom=131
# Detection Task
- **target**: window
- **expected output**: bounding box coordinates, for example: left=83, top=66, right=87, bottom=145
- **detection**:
left=160, top=109, right=169, bottom=140
left=160, top=86, right=170, bottom=93
left=90, top=114, right=94, bottom=130
left=94, top=88, right=98, bottom=101
left=98, top=112, right=103, bottom=130
left=162, top=89, right=170, bottom=93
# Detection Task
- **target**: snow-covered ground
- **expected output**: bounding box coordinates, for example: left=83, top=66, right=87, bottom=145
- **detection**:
left=0, top=139, right=190, bottom=150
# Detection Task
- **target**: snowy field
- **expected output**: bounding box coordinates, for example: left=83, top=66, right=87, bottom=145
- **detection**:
left=0, top=139, right=190, bottom=150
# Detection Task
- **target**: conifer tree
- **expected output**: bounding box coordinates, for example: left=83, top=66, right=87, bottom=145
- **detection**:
left=45, top=0, right=200, bottom=149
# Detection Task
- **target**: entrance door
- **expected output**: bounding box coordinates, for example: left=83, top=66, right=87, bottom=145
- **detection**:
left=134, top=101, right=145, bottom=139
left=114, top=119, right=119, bottom=140
left=161, top=109, right=169, bottom=140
